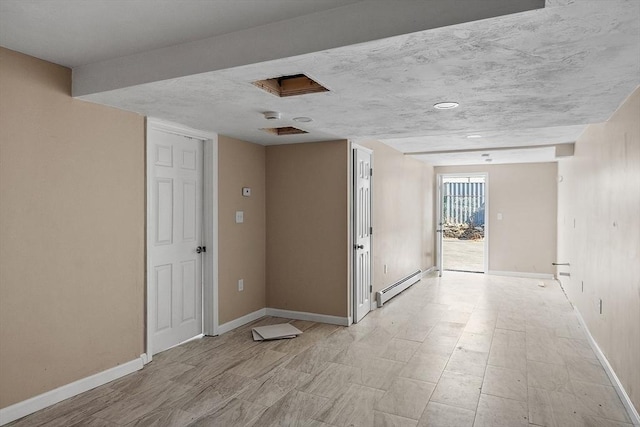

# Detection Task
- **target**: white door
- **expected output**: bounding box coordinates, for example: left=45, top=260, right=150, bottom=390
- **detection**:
left=353, top=146, right=372, bottom=323
left=436, top=175, right=444, bottom=276
left=148, top=129, right=203, bottom=355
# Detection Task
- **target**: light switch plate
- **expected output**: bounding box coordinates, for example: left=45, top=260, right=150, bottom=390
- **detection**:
left=242, top=187, right=251, bottom=197
left=497, top=213, right=503, bottom=220
left=235, top=211, right=244, bottom=223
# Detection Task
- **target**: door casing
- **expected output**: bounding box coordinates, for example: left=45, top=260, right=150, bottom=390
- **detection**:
left=436, top=172, right=489, bottom=275
left=145, top=118, right=218, bottom=363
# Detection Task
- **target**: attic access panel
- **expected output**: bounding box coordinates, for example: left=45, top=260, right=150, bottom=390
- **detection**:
left=261, top=126, right=308, bottom=136
left=253, top=73, right=329, bottom=97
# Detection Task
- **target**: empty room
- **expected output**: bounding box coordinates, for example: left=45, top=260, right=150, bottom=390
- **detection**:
left=0, top=1, right=638, bottom=426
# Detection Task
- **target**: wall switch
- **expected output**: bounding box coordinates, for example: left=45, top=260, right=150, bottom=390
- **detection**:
left=238, top=279, right=244, bottom=291
left=235, top=211, right=244, bottom=223
left=384, top=264, right=388, bottom=274
left=497, top=213, right=503, bottom=220
left=242, top=187, right=251, bottom=197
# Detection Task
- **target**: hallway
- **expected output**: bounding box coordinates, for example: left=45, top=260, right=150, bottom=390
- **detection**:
left=9, top=273, right=632, bottom=426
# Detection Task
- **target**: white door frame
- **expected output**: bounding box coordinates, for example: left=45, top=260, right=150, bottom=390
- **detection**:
left=351, top=142, right=374, bottom=323
left=145, top=118, right=218, bottom=363
left=436, top=172, right=489, bottom=274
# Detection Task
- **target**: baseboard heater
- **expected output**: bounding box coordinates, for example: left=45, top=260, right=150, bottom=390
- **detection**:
left=376, top=269, right=422, bottom=307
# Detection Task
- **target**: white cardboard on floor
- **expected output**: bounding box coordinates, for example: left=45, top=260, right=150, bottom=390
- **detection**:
left=252, top=323, right=303, bottom=341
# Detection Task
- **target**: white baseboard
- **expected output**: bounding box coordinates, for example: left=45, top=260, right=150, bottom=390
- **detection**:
left=573, top=307, right=640, bottom=425
left=488, top=270, right=554, bottom=280
left=0, top=354, right=146, bottom=426
left=217, top=308, right=266, bottom=335
left=265, top=308, right=351, bottom=326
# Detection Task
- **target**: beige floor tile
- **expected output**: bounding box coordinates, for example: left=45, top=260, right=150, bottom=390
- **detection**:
left=298, top=362, right=361, bottom=399
left=570, top=380, right=631, bottom=423
left=565, top=356, right=611, bottom=385
left=314, top=383, right=385, bottom=426
left=482, top=365, right=527, bottom=402
left=496, top=312, right=526, bottom=332
left=71, top=417, right=120, bottom=427
left=416, top=334, right=459, bottom=357
left=488, top=344, right=527, bottom=373
left=445, top=347, right=489, bottom=378
left=492, top=328, right=526, bottom=349
left=457, top=332, right=493, bottom=353
left=429, top=321, right=466, bottom=338
left=374, top=411, right=418, bottom=427
left=13, top=273, right=631, bottom=427
left=173, top=372, right=257, bottom=418
left=394, top=321, right=434, bottom=342
left=285, top=344, right=342, bottom=375
left=473, top=393, right=528, bottom=427
left=400, top=352, right=448, bottom=383
left=238, top=367, right=313, bottom=406
left=375, top=377, right=435, bottom=419
left=249, top=390, right=329, bottom=427
left=430, top=370, right=483, bottom=411
left=125, top=408, right=197, bottom=426
left=556, top=337, right=597, bottom=360
left=527, top=360, right=572, bottom=393
left=528, top=387, right=556, bottom=427
left=187, top=398, right=266, bottom=426
left=417, top=402, right=475, bottom=427
left=381, top=338, right=421, bottom=362
left=356, top=357, right=406, bottom=391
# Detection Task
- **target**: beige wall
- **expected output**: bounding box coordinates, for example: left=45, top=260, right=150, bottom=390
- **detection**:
left=0, top=48, right=145, bottom=408
left=218, top=136, right=266, bottom=324
left=557, top=87, right=640, bottom=412
left=435, top=163, right=557, bottom=275
left=359, top=140, right=435, bottom=291
left=266, top=140, right=349, bottom=317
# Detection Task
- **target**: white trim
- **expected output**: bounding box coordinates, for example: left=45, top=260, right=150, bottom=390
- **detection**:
left=0, top=355, right=145, bottom=426
left=145, top=118, right=218, bottom=360
left=573, top=307, right=640, bottom=425
left=218, top=308, right=266, bottom=335
left=203, top=134, right=219, bottom=337
left=266, top=308, right=351, bottom=326
left=488, top=270, right=554, bottom=280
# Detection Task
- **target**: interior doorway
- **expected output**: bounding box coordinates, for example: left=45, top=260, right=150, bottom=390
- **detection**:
left=146, top=118, right=218, bottom=362
left=437, top=174, right=488, bottom=274
left=352, top=144, right=373, bottom=323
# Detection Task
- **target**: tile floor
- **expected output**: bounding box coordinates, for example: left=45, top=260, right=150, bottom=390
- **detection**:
left=8, top=272, right=633, bottom=426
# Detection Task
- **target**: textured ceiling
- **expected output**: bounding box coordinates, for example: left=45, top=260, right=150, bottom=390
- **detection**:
left=2, top=0, right=639, bottom=165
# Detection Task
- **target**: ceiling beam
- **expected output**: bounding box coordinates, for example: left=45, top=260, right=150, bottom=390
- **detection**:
left=73, top=0, right=543, bottom=97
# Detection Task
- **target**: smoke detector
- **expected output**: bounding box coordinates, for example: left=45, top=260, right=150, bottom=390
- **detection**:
left=263, top=111, right=282, bottom=120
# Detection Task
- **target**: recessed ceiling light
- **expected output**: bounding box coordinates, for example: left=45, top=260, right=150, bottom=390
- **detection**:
left=481, top=153, right=490, bottom=157
left=485, top=158, right=493, bottom=162
left=433, top=102, right=459, bottom=110
left=293, top=117, right=313, bottom=123
left=467, top=134, right=482, bottom=139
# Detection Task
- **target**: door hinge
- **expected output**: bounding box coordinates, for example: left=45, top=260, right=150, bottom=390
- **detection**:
left=369, top=226, right=373, bottom=235
left=370, top=168, right=373, bottom=177
left=370, top=285, right=373, bottom=293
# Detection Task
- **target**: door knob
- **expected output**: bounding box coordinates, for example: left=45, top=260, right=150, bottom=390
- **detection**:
left=354, top=244, right=364, bottom=249
left=196, top=246, right=206, bottom=254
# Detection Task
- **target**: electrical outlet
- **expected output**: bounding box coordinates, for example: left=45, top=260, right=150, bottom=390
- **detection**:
left=238, top=279, right=244, bottom=291
left=235, top=211, right=244, bottom=223
left=384, top=264, right=388, bottom=274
